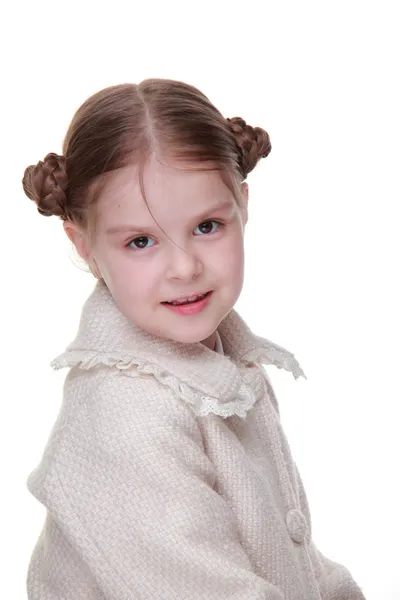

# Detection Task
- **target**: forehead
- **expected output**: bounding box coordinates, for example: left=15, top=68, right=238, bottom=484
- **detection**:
left=95, top=157, right=236, bottom=220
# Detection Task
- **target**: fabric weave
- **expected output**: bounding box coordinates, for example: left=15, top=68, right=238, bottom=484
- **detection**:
left=26, top=280, right=366, bottom=599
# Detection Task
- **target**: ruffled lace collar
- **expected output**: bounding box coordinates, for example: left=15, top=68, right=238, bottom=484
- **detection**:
left=51, top=280, right=306, bottom=418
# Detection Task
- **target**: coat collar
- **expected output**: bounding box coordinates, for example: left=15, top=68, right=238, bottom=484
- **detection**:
left=51, top=280, right=306, bottom=418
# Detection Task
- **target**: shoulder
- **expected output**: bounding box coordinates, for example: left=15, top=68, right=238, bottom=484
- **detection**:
left=61, top=365, right=204, bottom=450
left=27, top=366, right=205, bottom=503
left=254, top=364, right=281, bottom=416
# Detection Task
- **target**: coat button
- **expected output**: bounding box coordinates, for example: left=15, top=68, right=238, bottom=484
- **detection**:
left=286, top=509, right=308, bottom=544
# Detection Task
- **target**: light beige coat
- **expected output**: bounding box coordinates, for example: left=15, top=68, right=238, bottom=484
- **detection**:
left=27, top=280, right=366, bottom=599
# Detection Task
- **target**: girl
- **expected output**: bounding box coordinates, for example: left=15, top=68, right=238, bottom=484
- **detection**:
left=22, top=79, right=365, bottom=599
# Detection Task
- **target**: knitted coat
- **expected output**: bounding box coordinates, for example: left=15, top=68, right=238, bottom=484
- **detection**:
left=26, top=280, right=366, bottom=599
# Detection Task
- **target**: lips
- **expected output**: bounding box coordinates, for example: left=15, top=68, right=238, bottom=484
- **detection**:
left=163, top=291, right=211, bottom=306
left=162, top=291, right=213, bottom=315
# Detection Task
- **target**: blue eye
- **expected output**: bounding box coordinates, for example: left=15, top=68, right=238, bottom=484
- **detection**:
left=194, top=220, right=221, bottom=235
left=127, top=236, right=156, bottom=250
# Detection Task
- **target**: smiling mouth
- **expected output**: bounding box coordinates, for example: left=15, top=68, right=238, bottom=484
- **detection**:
left=163, top=291, right=212, bottom=306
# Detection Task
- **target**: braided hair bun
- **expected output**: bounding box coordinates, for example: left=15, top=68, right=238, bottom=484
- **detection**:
left=227, top=117, right=271, bottom=179
left=22, top=153, right=69, bottom=218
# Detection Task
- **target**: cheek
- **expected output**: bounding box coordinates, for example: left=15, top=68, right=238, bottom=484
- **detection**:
left=223, top=246, right=244, bottom=274
left=95, top=247, right=140, bottom=280
left=219, top=229, right=245, bottom=270
left=113, top=260, right=162, bottom=303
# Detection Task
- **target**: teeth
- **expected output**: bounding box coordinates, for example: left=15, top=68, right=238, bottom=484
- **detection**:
left=170, top=293, right=207, bottom=306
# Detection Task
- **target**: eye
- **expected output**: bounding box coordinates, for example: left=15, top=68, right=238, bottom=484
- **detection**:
left=127, top=236, right=156, bottom=250
left=193, top=220, right=222, bottom=235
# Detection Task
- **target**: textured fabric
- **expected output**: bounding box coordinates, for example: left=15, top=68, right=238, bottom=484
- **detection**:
left=26, top=280, right=366, bottom=599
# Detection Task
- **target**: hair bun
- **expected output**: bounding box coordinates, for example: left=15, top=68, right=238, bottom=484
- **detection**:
left=22, top=153, right=68, bottom=217
left=227, top=117, right=271, bottom=179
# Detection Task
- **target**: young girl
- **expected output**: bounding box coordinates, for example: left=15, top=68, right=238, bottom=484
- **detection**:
left=22, top=79, right=365, bottom=600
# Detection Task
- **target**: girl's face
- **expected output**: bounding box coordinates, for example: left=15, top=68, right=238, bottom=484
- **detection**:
left=75, top=157, right=248, bottom=349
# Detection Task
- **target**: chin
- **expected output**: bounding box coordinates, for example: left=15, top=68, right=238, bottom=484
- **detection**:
left=164, top=321, right=218, bottom=345
left=169, top=330, right=211, bottom=345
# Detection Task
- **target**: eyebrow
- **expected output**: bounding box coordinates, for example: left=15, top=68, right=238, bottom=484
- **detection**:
left=105, top=199, right=234, bottom=235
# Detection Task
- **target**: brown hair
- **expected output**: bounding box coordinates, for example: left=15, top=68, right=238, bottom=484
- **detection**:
left=22, top=79, right=271, bottom=237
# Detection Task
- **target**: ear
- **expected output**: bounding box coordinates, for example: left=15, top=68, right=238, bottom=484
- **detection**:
left=63, top=221, right=102, bottom=279
left=240, top=182, right=249, bottom=225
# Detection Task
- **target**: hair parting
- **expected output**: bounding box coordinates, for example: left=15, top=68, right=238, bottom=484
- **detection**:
left=22, top=79, right=272, bottom=248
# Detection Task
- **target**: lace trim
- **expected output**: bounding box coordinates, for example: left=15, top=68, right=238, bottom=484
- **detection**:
left=244, top=347, right=307, bottom=380
left=51, top=351, right=259, bottom=419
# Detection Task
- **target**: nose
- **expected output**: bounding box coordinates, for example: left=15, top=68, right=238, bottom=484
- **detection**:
left=164, top=242, right=203, bottom=281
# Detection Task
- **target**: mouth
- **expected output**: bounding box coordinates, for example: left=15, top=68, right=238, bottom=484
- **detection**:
left=162, top=291, right=212, bottom=306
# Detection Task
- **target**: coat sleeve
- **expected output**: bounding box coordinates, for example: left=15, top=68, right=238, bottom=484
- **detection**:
left=27, top=367, right=284, bottom=600
left=295, top=465, right=367, bottom=600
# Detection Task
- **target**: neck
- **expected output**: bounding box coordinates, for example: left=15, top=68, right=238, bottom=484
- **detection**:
left=201, top=331, right=217, bottom=351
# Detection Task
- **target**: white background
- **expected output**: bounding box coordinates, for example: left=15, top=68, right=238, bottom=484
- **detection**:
left=1, top=1, right=399, bottom=598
